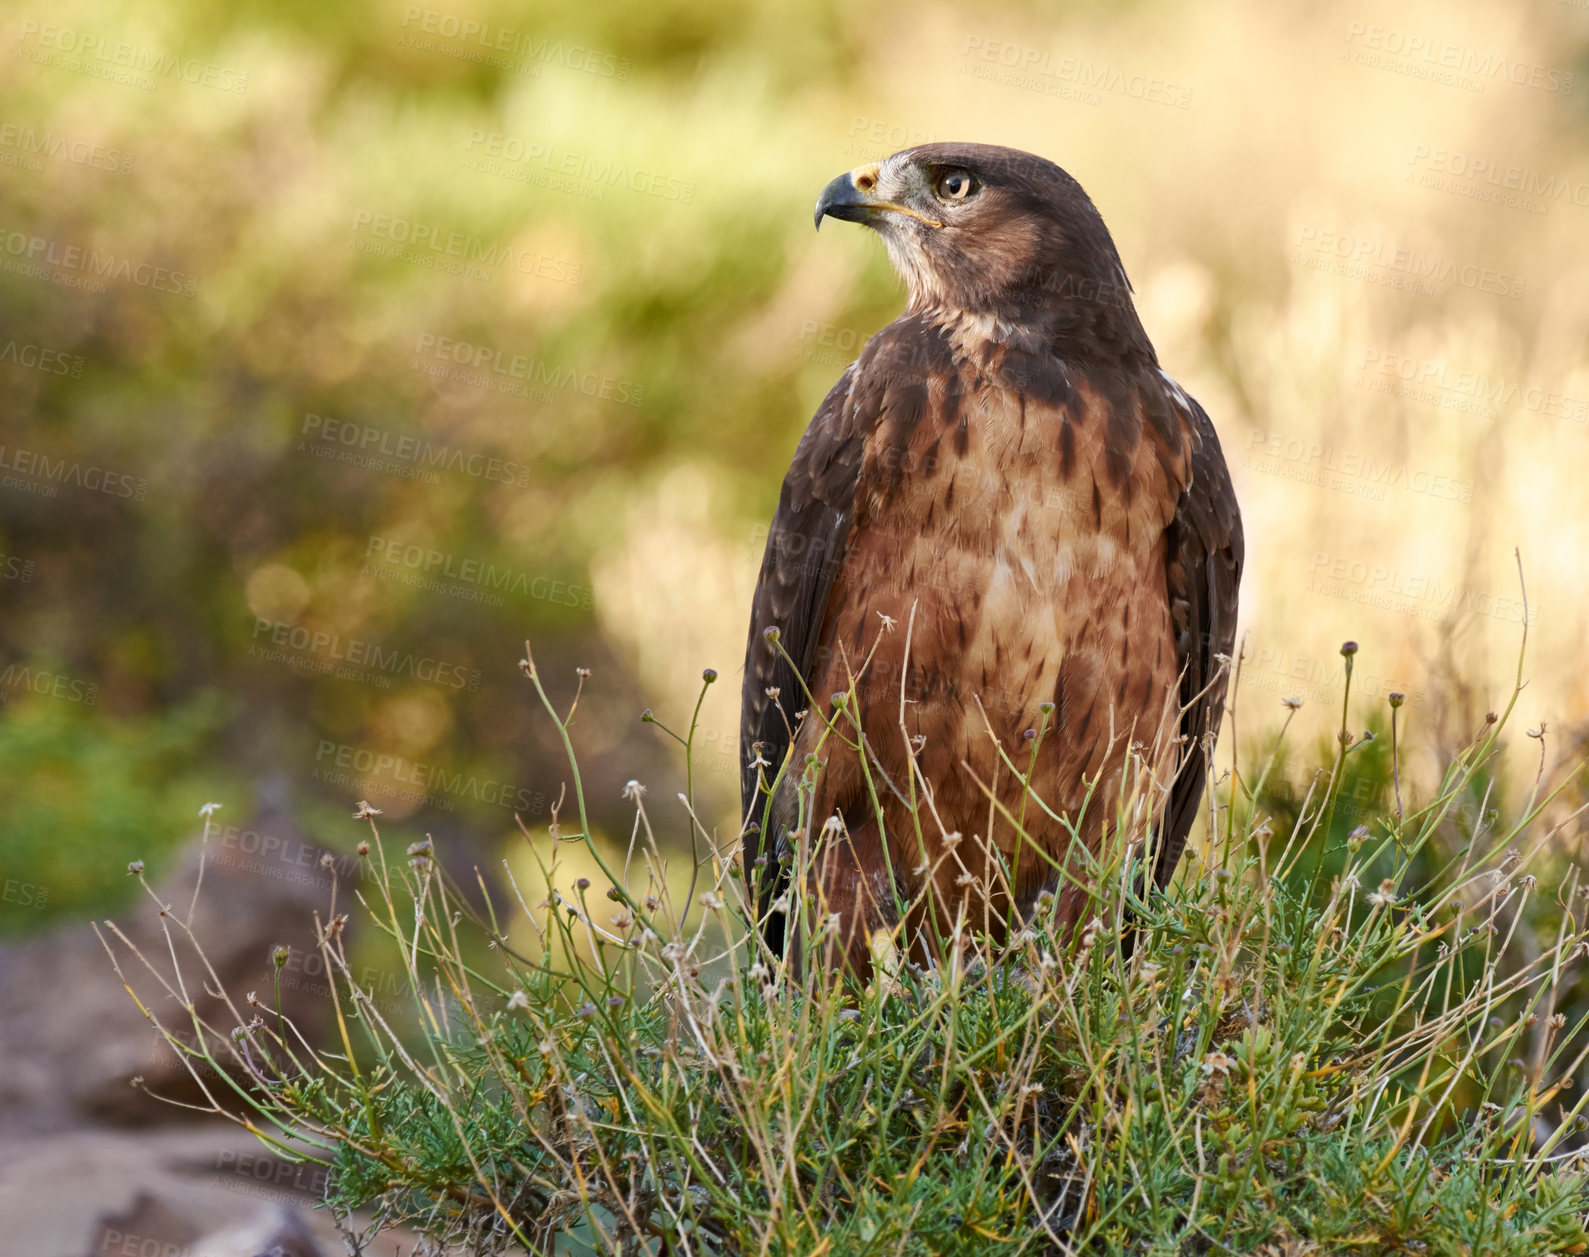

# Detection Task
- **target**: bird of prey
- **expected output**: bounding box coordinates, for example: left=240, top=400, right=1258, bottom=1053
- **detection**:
left=740, top=143, right=1242, bottom=976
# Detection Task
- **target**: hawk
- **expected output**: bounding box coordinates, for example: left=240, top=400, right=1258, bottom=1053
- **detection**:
left=740, top=143, right=1242, bottom=975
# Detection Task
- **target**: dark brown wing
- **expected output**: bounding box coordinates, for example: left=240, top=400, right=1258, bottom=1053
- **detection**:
left=1156, top=390, right=1243, bottom=887
left=740, top=367, right=865, bottom=943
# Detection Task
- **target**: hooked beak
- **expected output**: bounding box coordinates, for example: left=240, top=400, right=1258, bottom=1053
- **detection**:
left=813, top=163, right=943, bottom=231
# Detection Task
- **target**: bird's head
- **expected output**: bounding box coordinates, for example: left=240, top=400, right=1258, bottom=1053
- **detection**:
left=814, top=142, right=1146, bottom=352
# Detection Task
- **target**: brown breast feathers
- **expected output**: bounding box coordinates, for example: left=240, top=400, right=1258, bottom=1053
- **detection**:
left=742, top=313, right=1229, bottom=975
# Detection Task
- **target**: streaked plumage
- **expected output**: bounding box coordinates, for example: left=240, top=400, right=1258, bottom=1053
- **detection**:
left=741, top=143, right=1242, bottom=974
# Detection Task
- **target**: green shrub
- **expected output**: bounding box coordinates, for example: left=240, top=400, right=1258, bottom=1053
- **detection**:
left=102, top=639, right=1589, bottom=1254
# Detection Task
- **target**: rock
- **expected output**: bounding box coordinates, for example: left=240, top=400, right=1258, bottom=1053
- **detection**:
left=0, top=1124, right=422, bottom=1257
left=185, top=1203, right=327, bottom=1257
left=86, top=1190, right=202, bottom=1256
left=0, top=1127, right=297, bottom=1257
left=0, top=803, right=344, bottom=1132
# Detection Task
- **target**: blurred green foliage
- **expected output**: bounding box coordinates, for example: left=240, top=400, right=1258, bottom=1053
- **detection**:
left=0, top=0, right=898, bottom=921
left=0, top=689, right=239, bottom=933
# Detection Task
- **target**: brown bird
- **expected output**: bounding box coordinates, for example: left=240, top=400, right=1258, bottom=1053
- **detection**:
left=740, top=143, right=1242, bottom=975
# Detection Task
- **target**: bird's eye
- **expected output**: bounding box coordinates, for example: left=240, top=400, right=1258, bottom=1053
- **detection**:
left=933, top=169, right=978, bottom=203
